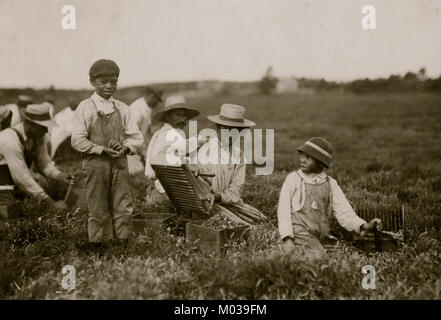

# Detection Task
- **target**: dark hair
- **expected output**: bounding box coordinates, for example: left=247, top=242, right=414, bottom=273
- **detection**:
left=145, top=87, right=163, bottom=98
left=309, top=158, right=325, bottom=173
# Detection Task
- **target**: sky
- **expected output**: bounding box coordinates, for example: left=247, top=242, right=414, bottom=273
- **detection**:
left=0, top=0, right=440, bottom=89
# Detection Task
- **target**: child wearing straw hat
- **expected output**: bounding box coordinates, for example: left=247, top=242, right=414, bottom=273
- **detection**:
left=71, top=59, right=143, bottom=245
left=145, top=94, right=200, bottom=195
left=193, top=103, right=267, bottom=225
left=277, top=137, right=382, bottom=256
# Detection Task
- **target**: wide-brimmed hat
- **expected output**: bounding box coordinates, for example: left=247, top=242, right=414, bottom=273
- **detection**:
left=19, top=102, right=56, bottom=130
left=297, top=137, right=333, bottom=168
left=207, top=104, right=255, bottom=128
left=153, top=95, right=199, bottom=122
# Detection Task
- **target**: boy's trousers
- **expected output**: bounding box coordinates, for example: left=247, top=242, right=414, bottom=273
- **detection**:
left=83, top=154, right=132, bottom=242
left=82, top=99, right=132, bottom=243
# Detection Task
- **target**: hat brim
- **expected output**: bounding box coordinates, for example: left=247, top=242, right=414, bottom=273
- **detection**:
left=206, top=115, right=256, bottom=128
left=20, top=109, right=56, bottom=130
left=153, top=107, right=200, bottom=122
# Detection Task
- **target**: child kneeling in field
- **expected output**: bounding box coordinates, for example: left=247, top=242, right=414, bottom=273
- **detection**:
left=277, top=137, right=382, bottom=256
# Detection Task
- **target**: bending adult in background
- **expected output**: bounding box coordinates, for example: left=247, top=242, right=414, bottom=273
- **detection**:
left=0, top=103, right=73, bottom=203
left=50, top=97, right=81, bottom=160
left=144, top=95, right=200, bottom=203
left=192, top=104, right=267, bottom=225
left=128, top=87, right=163, bottom=174
left=5, top=95, right=33, bottom=127
left=0, top=106, right=12, bottom=131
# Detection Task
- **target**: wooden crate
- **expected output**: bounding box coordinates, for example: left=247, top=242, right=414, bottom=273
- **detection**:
left=351, top=206, right=405, bottom=252
left=355, top=206, right=405, bottom=233
left=186, top=222, right=250, bottom=253
left=132, top=213, right=176, bottom=234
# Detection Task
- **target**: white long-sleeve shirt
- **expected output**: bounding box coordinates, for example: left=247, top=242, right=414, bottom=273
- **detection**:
left=145, top=123, right=206, bottom=193
left=0, top=123, right=62, bottom=199
left=191, top=137, right=246, bottom=205
left=5, top=104, right=22, bottom=127
left=277, top=169, right=366, bottom=240
left=129, top=97, right=153, bottom=155
left=71, top=92, right=143, bottom=155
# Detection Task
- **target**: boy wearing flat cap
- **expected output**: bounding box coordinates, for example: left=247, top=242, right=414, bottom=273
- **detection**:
left=71, top=59, right=143, bottom=244
left=277, top=137, right=382, bottom=257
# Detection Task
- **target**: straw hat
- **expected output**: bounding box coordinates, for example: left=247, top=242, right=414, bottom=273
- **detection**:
left=153, top=95, right=199, bottom=122
left=19, top=102, right=56, bottom=130
left=207, top=104, right=255, bottom=128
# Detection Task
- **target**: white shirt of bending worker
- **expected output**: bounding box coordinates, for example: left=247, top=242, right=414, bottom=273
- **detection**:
left=0, top=125, right=62, bottom=199
left=145, top=123, right=204, bottom=193
left=129, top=88, right=163, bottom=157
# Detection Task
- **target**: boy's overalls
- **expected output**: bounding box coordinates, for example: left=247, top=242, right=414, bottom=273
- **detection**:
left=291, top=172, right=338, bottom=255
left=82, top=99, right=132, bottom=242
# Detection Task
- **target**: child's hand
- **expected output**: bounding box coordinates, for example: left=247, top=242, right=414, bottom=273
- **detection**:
left=108, top=140, right=123, bottom=152
left=103, top=146, right=120, bottom=158
left=282, top=237, right=295, bottom=253
left=361, top=218, right=383, bottom=233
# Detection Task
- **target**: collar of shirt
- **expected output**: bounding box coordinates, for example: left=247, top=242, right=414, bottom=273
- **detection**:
left=297, top=169, right=327, bottom=184
left=91, top=92, right=116, bottom=115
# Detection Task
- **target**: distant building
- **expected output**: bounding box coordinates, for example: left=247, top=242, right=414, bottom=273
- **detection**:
left=276, top=77, right=299, bottom=93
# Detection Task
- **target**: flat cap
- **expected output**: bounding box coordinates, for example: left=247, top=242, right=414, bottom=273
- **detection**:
left=89, top=59, right=120, bottom=78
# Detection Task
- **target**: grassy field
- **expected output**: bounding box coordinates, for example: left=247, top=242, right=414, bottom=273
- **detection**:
left=1, top=92, right=440, bottom=299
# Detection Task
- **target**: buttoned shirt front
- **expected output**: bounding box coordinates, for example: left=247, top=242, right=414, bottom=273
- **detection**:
left=71, top=92, right=143, bottom=155
left=0, top=123, right=62, bottom=199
